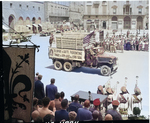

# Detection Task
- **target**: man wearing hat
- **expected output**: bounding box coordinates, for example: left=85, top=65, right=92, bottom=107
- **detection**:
left=89, top=98, right=103, bottom=121
left=77, top=100, right=92, bottom=121
left=131, top=85, right=142, bottom=111
left=97, top=85, right=104, bottom=95
left=106, top=87, right=114, bottom=110
left=117, top=86, right=129, bottom=115
left=106, top=100, right=122, bottom=120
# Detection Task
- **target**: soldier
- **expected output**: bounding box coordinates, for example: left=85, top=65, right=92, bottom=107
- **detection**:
left=49, top=33, right=54, bottom=47
left=106, top=87, right=114, bottom=110
left=112, top=40, right=117, bottom=53
left=97, top=85, right=104, bottom=95
left=130, top=85, right=142, bottom=112
left=117, top=86, right=129, bottom=115
left=120, top=39, right=124, bottom=53
left=109, top=41, right=113, bottom=52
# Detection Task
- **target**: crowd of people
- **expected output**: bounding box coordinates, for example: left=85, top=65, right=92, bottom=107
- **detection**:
left=32, top=72, right=142, bottom=122
left=96, top=31, right=149, bottom=53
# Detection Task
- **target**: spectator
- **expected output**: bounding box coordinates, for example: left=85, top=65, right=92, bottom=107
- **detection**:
left=59, top=91, right=65, bottom=102
left=77, top=100, right=92, bottom=121
left=105, top=114, right=113, bottom=121
left=43, top=114, right=51, bottom=122
left=34, top=75, right=45, bottom=100
left=89, top=98, right=103, bottom=121
left=49, top=100, right=55, bottom=111
left=68, top=94, right=82, bottom=113
left=32, top=97, right=38, bottom=111
left=46, top=78, right=58, bottom=100
left=37, top=99, right=43, bottom=108
left=31, top=110, right=40, bottom=121
left=69, top=111, right=77, bottom=121
left=35, top=72, right=39, bottom=82
left=91, top=110, right=99, bottom=121
left=38, top=97, right=56, bottom=118
left=54, top=93, right=62, bottom=110
left=106, top=100, right=122, bottom=120
left=55, top=99, right=69, bottom=121
left=34, top=116, right=43, bottom=123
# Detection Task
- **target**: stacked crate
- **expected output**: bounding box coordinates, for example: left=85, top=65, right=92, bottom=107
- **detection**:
left=56, top=33, right=88, bottom=50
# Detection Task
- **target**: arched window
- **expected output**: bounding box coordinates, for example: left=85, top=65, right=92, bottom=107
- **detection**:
left=124, top=16, right=131, bottom=29
left=112, top=16, right=117, bottom=21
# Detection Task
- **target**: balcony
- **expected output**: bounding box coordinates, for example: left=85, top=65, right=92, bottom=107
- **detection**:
left=123, top=12, right=132, bottom=15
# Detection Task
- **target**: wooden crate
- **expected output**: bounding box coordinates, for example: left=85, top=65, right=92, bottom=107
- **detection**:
left=56, top=36, right=84, bottom=50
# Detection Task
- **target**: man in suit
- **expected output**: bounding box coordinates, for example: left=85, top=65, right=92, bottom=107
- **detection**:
left=46, top=78, right=58, bottom=100
left=34, top=75, right=45, bottom=100
left=55, top=99, right=69, bottom=121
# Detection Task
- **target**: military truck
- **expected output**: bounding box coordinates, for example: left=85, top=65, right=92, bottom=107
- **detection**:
left=48, top=32, right=118, bottom=76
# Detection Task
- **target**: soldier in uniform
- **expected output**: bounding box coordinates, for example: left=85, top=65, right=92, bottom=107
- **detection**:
left=106, top=87, right=116, bottom=110
left=117, top=86, right=129, bottom=115
left=97, top=85, right=104, bottom=95
left=49, top=33, right=54, bottom=47
left=130, top=85, right=142, bottom=112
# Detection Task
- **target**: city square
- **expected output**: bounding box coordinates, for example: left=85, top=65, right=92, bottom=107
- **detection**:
left=2, top=0, right=149, bottom=122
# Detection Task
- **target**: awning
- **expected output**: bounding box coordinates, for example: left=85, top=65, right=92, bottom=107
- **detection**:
left=38, top=24, right=42, bottom=27
left=26, top=25, right=32, bottom=28
left=32, top=24, right=38, bottom=28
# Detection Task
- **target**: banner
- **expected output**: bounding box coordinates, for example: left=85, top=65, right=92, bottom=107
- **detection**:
left=3, top=47, right=35, bottom=122
left=49, top=47, right=85, bottom=61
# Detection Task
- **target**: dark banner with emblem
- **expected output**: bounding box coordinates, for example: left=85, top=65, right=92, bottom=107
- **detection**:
left=3, top=47, right=35, bottom=122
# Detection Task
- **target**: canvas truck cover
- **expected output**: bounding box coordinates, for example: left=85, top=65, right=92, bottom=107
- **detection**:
left=49, top=47, right=85, bottom=62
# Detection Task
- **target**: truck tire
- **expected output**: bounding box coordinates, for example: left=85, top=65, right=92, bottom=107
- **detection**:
left=54, top=60, right=62, bottom=70
left=63, top=62, right=72, bottom=72
left=100, top=65, right=111, bottom=76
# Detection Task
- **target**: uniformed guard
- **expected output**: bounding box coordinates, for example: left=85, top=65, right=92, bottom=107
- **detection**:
left=131, top=84, right=142, bottom=112
left=117, top=86, right=129, bottom=115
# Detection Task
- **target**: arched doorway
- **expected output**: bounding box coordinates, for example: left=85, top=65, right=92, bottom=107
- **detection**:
left=32, top=17, right=36, bottom=24
left=9, top=15, right=15, bottom=32
left=32, top=17, right=37, bottom=33
left=38, top=17, right=42, bottom=32
left=124, top=16, right=131, bottom=29
left=26, top=17, right=30, bottom=24
left=137, top=16, right=143, bottom=29
left=112, top=16, right=118, bottom=29
left=18, top=16, right=23, bottom=25
left=103, top=21, right=106, bottom=29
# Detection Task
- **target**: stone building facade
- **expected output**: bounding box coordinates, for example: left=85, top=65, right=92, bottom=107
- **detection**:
left=44, top=1, right=70, bottom=23
left=2, top=1, right=44, bottom=33
left=83, top=1, right=149, bottom=32
left=69, top=2, right=84, bottom=26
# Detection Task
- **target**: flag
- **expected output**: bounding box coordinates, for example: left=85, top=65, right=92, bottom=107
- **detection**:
left=83, top=31, right=94, bottom=44
left=3, top=47, right=35, bottom=122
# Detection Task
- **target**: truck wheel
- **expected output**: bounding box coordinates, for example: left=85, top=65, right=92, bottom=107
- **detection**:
left=54, top=61, right=62, bottom=70
left=63, top=62, right=72, bottom=72
left=100, top=65, right=111, bottom=76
